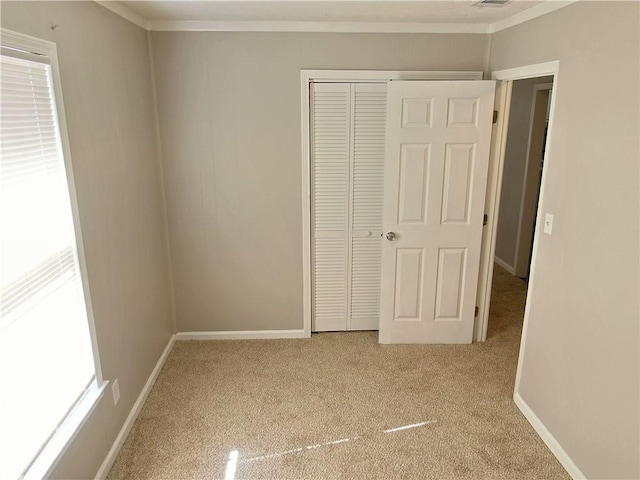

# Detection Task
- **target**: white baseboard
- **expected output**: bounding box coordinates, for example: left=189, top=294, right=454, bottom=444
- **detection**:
left=94, top=334, right=176, bottom=479
left=514, top=393, right=586, bottom=479
left=494, top=255, right=517, bottom=275
left=175, top=329, right=307, bottom=340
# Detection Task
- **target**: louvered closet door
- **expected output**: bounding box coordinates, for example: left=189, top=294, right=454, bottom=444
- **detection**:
left=311, top=82, right=386, bottom=332
left=349, top=84, right=386, bottom=330
left=311, top=83, right=351, bottom=331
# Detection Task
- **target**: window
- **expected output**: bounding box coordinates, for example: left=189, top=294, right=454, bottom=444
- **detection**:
left=0, top=32, right=103, bottom=479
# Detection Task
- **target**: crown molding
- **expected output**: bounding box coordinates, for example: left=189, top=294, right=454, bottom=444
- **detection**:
left=148, top=20, right=489, bottom=33
left=488, top=0, right=581, bottom=33
left=95, top=1, right=149, bottom=30
left=94, top=0, right=581, bottom=34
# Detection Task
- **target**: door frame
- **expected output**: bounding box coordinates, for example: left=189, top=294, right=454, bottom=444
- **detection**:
left=475, top=61, right=559, bottom=343
left=301, top=70, right=484, bottom=337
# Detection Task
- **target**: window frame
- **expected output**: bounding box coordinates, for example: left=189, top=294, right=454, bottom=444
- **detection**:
left=1, top=28, right=107, bottom=480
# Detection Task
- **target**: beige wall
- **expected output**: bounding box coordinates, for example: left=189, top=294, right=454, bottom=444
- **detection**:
left=1, top=2, right=174, bottom=478
left=490, top=2, right=639, bottom=479
left=495, top=76, right=551, bottom=269
left=151, top=31, right=489, bottom=332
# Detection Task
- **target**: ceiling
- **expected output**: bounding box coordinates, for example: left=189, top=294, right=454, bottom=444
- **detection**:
left=98, top=0, right=579, bottom=32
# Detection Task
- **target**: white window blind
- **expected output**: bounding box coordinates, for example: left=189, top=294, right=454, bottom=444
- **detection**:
left=0, top=53, right=96, bottom=479
left=311, top=82, right=386, bottom=332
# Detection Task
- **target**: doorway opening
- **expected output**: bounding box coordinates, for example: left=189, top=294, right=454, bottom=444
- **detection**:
left=488, top=74, right=555, bottom=346
left=475, top=61, right=559, bottom=346
left=485, top=76, right=554, bottom=346
left=494, top=77, right=553, bottom=283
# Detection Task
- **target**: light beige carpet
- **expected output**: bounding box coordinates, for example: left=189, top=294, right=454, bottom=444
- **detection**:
left=107, top=265, right=569, bottom=479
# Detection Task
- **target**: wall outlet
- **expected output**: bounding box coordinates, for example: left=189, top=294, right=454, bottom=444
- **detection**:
left=112, top=378, right=120, bottom=405
left=544, top=213, right=554, bottom=235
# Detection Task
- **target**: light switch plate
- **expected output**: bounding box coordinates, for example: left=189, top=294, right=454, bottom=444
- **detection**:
left=544, top=213, right=554, bottom=235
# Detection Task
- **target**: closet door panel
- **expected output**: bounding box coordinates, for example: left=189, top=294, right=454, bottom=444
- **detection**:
left=349, top=84, right=386, bottom=330
left=311, top=83, right=350, bottom=331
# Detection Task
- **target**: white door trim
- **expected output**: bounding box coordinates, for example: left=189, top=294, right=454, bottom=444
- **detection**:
left=301, top=70, right=484, bottom=337
left=473, top=80, right=512, bottom=342
left=476, top=61, right=559, bottom=343
left=478, top=60, right=559, bottom=366
left=492, top=61, right=559, bottom=81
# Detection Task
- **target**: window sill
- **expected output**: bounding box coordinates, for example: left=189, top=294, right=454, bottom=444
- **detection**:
left=24, top=379, right=109, bottom=480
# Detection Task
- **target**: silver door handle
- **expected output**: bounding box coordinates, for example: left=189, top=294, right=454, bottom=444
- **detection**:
left=386, top=232, right=397, bottom=241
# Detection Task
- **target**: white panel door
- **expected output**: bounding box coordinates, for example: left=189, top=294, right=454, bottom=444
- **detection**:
left=379, top=81, right=495, bottom=344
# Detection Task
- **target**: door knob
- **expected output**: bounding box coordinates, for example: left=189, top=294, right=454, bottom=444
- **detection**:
left=386, top=232, right=397, bottom=241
